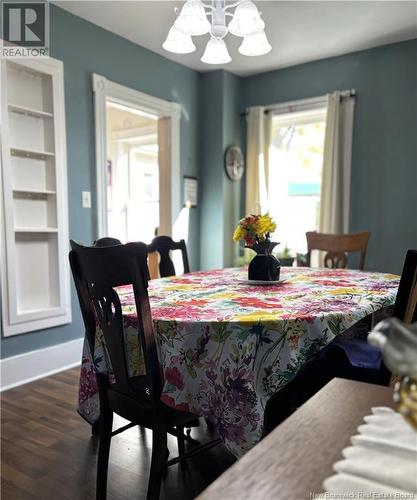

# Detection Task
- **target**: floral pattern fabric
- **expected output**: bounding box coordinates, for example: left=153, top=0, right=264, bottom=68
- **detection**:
left=78, top=267, right=399, bottom=457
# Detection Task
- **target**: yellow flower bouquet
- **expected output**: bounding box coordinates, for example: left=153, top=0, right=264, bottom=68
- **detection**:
left=233, top=213, right=277, bottom=247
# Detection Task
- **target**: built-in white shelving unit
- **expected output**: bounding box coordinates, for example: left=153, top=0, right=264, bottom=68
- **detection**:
left=1, top=58, right=71, bottom=336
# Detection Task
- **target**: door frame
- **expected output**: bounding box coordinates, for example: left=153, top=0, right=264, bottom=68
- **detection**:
left=92, top=73, right=181, bottom=238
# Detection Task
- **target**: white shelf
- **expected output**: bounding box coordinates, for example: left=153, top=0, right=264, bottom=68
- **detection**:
left=8, top=103, right=53, bottom=119
left=13, top=188, right=56, bottom=195
left=10, top=147, right=55, bottom=160
left=14, top=227, right=58, bottom=233
left=2, top=58, right=70, bottom=336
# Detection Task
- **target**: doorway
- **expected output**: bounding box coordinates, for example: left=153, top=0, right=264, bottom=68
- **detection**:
left=93, top=74, right=181, bottom=242
left=106, top=102, right=159, bottom=243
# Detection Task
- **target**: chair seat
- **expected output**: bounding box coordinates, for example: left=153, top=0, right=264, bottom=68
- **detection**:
left=331, top=338, right=382, bottom=370
left=108, top=376, right=198, bottom=429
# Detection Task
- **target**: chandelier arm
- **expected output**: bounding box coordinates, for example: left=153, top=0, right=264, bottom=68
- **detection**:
left=201, top=1, right=215, bottom=10
left=223, top=1, right=242, bottom=11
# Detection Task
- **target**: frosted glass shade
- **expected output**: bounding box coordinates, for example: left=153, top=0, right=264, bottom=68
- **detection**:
left=239, top=30, right=272, bottom=56
left=163, top=27, right=196, bottom=54
left=201, top=38, right=232, bottom=64
left=228, top=1, right=264, bottom=37
left=174, top=0, right=210, bottom=36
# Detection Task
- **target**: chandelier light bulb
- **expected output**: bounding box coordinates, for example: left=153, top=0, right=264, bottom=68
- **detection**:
left=228, top=1, right=265, bottom=37
left=239, top=30, right=272, bottom=56
left=163, top=26, right=196, bottom=54
left=174, top=0, right=211, bottom=36
left=201, top=38, right=232, bottom=64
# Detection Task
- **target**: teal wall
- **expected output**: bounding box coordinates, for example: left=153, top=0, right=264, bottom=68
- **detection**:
left=1, top=5, right=201, bottom=358
left=241, top=39, right=417, bottom=274
left=199, top=72, right=225, bottom=270
left=199, top=71, right=242, bottom=270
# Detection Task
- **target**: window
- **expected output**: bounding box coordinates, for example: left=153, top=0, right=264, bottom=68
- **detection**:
left=268, top=108, right=327, bottom=255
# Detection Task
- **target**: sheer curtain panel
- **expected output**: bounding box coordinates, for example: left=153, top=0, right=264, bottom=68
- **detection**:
left=245, top=107, right=272, bottom=215
left=319, top=91, right=355, bottom=234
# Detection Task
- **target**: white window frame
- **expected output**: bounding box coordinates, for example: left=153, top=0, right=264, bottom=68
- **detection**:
left=92, top=74, right=181, bottom=238
left=268, top=97, right=328, bottom=258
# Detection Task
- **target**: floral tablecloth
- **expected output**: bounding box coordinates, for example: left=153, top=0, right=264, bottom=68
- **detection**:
left=78, top=267, right=399, bottom=457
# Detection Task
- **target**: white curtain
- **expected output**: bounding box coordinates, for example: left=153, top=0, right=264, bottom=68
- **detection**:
left=245, top=107, right=272, bottom=215
left=319, top=91, right=355, bottom=234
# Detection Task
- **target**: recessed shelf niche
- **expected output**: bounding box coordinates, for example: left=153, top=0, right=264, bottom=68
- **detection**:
left=1, top=58, right=71, bottom=336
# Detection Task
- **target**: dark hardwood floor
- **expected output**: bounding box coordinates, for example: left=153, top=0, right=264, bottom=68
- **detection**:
left=1, top=368, right=236, bottom=500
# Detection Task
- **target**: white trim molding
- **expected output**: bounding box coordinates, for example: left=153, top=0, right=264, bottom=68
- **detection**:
left=0, top=338, right=84, bottom=391
left=92, top=74, right=181, bottom=238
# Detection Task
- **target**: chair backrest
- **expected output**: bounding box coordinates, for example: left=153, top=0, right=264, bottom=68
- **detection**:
left=93, top=237, right=159, bottom=280
left=69, top=240, right=162, bottom=405
left=306, top=231, right=370, bottom=270
left=147, top=236, right=190, bottom=278
left=93, top=237, right=122, bottom=247
left=393, top=249, right=417, bottom=325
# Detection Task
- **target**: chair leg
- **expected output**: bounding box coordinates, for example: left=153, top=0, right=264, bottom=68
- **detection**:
left=147, top=429, right=168, bottom=500
left=96, top=409, right=113, bottom=500
left=176, top=426, right=185, bottom=455
left=92, top=419, right=101, bottom=436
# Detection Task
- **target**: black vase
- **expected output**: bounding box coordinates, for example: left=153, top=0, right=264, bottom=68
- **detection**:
left=247, top=242, right=281, bottom=281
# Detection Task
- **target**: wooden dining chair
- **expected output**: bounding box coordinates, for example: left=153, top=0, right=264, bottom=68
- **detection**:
left=264, top=249, right=417, bottom=434
left=93, top=237, right=122, bottom=247
left=393, top=249, right=417, bottom=325
left=306, top=231, right=371, bottom=270
left=69, top=241, right=220, bottom=500
left=147, top=236, right=190, bottom=278
left=93, top=238, right=161, bottom=281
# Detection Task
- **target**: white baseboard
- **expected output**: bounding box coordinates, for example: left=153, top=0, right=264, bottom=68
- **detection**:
left=0, top=337, right=84, bottom=392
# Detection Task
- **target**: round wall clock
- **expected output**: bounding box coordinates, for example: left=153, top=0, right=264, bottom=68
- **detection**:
left=224, top=146, right=245, bottom=181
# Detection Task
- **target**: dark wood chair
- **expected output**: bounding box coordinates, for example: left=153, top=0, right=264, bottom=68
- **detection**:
left=306, top=231, right=371, bottom=270
left=264, top=249, right=417, bottom=434
left=393, top=249, right=417, bottom=324
left=93, top=237, right=122, bottom=247
left=69, top=241, right=220, bottom=500
left=147, top=236, right=190, bottom=278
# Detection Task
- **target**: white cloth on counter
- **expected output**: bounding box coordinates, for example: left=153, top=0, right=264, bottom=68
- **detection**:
left=323, top=407, right=417, bottom=498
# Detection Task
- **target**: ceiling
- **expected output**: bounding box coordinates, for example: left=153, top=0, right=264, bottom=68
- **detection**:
left=55, top=1, right=417, bottom=76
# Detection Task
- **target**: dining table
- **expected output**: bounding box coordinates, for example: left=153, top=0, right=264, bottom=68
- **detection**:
left=77, top=266, right=399, bottom=457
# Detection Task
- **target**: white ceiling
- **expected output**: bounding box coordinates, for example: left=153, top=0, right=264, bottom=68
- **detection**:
left=54, top=0, right=417, bottom=76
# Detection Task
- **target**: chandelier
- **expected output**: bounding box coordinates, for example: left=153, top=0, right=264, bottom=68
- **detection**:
left=163, top=0, right=271, bottom=65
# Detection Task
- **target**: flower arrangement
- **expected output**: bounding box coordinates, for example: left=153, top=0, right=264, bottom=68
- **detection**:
left=233, top=213, right=277, bottom=247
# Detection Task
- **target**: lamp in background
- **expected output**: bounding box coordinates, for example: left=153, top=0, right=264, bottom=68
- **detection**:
left=163, top=0, right=271, bottom=65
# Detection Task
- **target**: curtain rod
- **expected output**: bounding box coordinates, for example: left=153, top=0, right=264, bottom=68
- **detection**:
left=240, top=89, right=356, bottom=117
